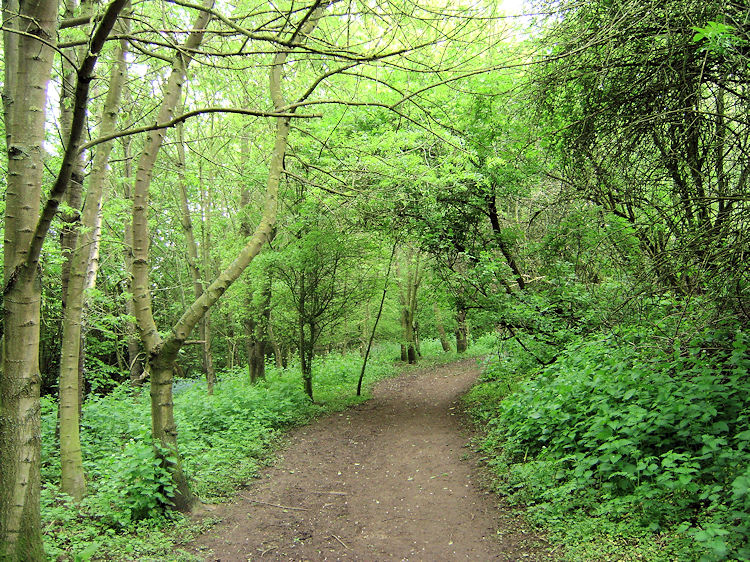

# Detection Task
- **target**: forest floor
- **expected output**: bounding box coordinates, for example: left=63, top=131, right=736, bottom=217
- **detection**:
left=185, top=358, right=556, bottom=561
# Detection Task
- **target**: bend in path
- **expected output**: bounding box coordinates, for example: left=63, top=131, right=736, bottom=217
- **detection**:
left=188, top=358, right=554, bottom=561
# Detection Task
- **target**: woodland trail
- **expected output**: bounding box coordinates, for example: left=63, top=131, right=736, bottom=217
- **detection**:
left=187, top=358, right=554, bottom=561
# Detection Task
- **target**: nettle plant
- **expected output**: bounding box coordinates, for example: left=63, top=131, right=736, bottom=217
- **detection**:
left=484, top=327, right=750, bottom=560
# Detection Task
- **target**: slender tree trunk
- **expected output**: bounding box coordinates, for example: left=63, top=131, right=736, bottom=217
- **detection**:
left=414, top=320, right=421, bottom=358
left=269, top=322, right=283, bottom=368
left=299, top=278, right=313, bottom=399
left=239, top=172, right=265, bottom=383
left=455, top=306, right=468, bottom=353
left=59, top=23, right=129, bottom=502
left=238, top=138, right=268, bottom=384
left=486, top=186, right=525, bottom=291
left=396, top=247, right=421, bottom=364
left=129, top=1, right=327, bottom=509
left=250, top=279, right=271, bottom=381
left=176, top=118, right=216, bottom=393
left=357, top=242, right=396, bottom=395
left=434, top=303, right=452, bottom=352
left=122, top=136, right=144, bottom=386
left=300, top=319, right=316, bottom=401
left=199, top=167, right=216, bottom=391
left=58, top=0, right=91, bottom=312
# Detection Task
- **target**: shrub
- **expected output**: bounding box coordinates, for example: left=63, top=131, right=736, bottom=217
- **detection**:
left=475, top=326, right=750, bottom=560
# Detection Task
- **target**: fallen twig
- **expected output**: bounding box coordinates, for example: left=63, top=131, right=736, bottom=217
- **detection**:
left=243, top=497, right=308, bottom=511
left=331, top=534, right=349, bottom=549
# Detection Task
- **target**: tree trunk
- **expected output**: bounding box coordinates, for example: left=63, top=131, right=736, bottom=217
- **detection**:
left=199, top=165, right=216, bottom=391
left=269, top=322, right=283, bottom=368
left=122, top=135, right=144, bottom=386
left=148, top=358, right=193, bottom=510
left=58, top=0, right=91, bottom=312
left=455, top=306, right=468, bottom=353
left=0, top=1, right=61, bottom=557
left=1, top=0, right=56, bottom=546
left=250, top=279, right=272, bottom=381
left=129, top=1, right=327, bottom=509
left=238, top=143, right=268, bottom=384
left=300, top=319, right=316, bottom=401
left=129, top=1, right=215, bottom=511
left=1, top=0, right=125, bottom=555
left=396, top=246, right=421, bottom=364
left=59, top=21, right=129, bottom=502
left=433, top=303, right=452, bottom=352
left=176, top=118, right=216, bottom=393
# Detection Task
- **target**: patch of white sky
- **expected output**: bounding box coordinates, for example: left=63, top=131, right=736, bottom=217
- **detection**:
left=500, top=0, right=527, bottom=17
left=499, top=0, right=535, bottom=40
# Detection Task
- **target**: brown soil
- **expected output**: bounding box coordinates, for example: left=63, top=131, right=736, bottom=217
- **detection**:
left=186, top=358, right=556, bottom=561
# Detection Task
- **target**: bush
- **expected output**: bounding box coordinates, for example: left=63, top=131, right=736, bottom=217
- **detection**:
left=473, top=326, right=750, bottom=560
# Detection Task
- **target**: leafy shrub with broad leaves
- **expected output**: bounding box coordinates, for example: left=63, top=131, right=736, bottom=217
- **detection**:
left=477, top=326, right=750, bottom=560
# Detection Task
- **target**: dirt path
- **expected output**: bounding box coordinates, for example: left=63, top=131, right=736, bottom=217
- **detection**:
left=187, top=358, right=554, bottom=561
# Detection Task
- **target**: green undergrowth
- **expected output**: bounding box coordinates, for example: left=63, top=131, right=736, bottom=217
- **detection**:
left=42, top=344, right=403, bottom=560
left=41, top=339, right=477, bottom=560
left=467, top=325, right=750, bottom=561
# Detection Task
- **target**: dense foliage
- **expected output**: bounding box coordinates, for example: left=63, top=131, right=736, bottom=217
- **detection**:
left=39, top=346, right=405, bottom=559
left=469, top=319, right=750, bottom=560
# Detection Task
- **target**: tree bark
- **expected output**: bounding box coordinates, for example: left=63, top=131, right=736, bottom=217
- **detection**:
left=433, top=303, right=452, bottom=352
left=455, top=306, right=468, bottom=353
left=1, top=0, right=126, bottom=555
left=59, top=19, right=129, bottom=502
left=1, top=0, right=56, bottom=548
